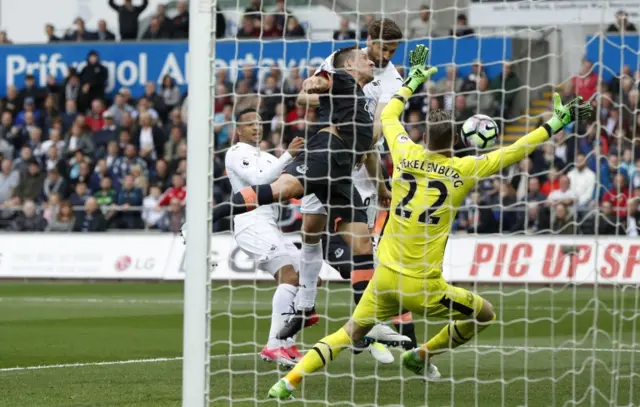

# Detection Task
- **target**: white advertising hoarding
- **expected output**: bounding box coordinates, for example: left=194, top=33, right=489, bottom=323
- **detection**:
left=0, top=234, right=173, bottom=279
left=442, top=236, right=640, bottom=284
left=0, top=234, right=638, bottom=284
left=163, top=234, right=343, bottom=281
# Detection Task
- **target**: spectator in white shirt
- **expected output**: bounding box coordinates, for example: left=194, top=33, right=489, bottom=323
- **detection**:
left=41, top=128, right=65, bottom=158
left=548, top=174, right=576, bottom=207
left=567, top=153, right=596, bottom=210
left=142, top=185, right=164, bottom=228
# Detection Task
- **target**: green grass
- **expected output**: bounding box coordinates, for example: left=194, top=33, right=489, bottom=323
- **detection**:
left=0, top=282, right=638, bottom=406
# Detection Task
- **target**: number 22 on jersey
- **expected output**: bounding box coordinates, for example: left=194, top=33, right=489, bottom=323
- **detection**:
left=393, top=172, right=448, bottom=225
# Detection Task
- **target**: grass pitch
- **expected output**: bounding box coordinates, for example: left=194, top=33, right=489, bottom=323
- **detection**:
left=0, top=282, right=638, bottom=406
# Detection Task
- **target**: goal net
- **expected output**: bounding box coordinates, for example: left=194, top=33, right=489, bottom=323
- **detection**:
left=184, top=0, right=640, bottom=406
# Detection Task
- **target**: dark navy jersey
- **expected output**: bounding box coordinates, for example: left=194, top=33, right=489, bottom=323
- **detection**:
left=316, top=71, right=374, bottom=160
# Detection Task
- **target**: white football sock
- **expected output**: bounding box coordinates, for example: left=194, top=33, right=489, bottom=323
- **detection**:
left=296, top=241, right=323, bottom=311
left=267, top=283, right=297, bottom=349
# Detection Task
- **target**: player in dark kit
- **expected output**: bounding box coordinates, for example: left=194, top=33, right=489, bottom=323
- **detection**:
left=210, top=47, right=382, bottom=337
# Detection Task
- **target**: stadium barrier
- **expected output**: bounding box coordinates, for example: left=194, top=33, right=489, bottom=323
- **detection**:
left=0, top=233, right=638, bottom=284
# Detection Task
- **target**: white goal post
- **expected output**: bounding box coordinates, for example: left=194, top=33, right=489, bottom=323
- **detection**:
left=182, top=0, right=215, bottom=406
left=180, top=1, right=640, bottom=406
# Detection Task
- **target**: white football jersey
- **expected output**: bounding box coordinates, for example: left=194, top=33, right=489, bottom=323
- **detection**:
left=225, top=143, right=293, bottom=234
left=317, top=47, right=402, bottom=201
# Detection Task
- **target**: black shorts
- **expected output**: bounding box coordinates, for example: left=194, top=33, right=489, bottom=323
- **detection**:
left=284, top=131, right=367, bottom=225
left=284, top=131, right=356, bottom=183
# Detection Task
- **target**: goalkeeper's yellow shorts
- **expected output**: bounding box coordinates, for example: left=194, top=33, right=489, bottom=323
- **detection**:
left=351, top=264, right=484, bottom=326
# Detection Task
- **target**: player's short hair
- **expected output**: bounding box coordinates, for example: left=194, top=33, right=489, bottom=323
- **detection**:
left=333, top=46, right=360, bottom=69
left=425, top=109, right=455, bottom=152
left=368, top=18, right=403, bottom=42
left=235, top=108, right=259, bottom=123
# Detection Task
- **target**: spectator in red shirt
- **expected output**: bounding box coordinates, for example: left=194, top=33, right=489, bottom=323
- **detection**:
left=86, top=99, right=105, bottom=133
left=572, top=59, right=598, bottom=101
left=602, top=173, right=630, bottom=217
left=158, top=174, right=186, bottom=206
left=540, top=167, right=561, bottom=196
left=286, top=104, right=306, bottom=123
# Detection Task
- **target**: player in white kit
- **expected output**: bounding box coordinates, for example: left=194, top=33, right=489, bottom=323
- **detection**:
left=220, top=108, right=306, bottom=368
left=283, top=19, right=418, bottom=362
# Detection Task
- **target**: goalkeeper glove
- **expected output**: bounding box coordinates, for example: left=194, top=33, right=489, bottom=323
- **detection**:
left=403, top=44, right=438, bottom=94
left=546, top=92, right=593, bottom=133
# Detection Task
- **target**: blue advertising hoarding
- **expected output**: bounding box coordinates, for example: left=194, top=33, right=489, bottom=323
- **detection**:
left=585, top=35, right=640, bottom=82
left=0, top=38, right=512, bottom=98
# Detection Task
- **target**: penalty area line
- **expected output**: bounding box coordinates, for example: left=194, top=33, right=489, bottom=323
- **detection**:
left=2, top=344, right=639, bottom=373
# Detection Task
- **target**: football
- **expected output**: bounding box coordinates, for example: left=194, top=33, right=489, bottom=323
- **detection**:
left=460, top=114, right=499, bottom=149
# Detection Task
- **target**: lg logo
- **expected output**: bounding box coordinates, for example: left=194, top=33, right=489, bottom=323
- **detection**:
left=115, top=256, right=156, bottom=272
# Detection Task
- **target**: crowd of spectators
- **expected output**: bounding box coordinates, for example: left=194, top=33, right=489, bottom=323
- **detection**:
left=0, top=49, right=188, bottom=233
left=452, top=57, right=640, bottom=237
left=207, top=50, right=640, bottom=237
left=0, top=2, right=638, bottom=238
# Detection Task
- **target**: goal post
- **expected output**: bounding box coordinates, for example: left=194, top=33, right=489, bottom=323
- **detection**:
left=182, top=1, right=640, bottom=405
left=182, top=0, right=215, bottom=406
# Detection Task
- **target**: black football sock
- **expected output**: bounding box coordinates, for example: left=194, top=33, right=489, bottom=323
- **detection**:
left=351, top=254, right=375, bottom=305
left=394, top=318, right=418, bottom=350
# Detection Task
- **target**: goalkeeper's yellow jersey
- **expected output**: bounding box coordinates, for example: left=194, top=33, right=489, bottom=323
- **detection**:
left=377, top=87, right=552, bottom=279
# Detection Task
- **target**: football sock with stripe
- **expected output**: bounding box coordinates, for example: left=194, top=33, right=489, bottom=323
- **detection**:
left=297, top=242, right=323, bottom=311
left=393, top=312, right=418, bottom=350
left=284, top=328, right=352, bottom=387
left=419, top=313, right=497, bottom=359
left=212, top=185, right=275, bottom=222
left=351, top=254, right=375, bottom=305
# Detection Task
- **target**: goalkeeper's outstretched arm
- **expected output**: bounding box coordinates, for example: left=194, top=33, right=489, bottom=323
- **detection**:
left=458, top=126, right=552, bottom=178
left=459, top=93, right=593, bottom=179
left=380, top=87, right=415, bottom=156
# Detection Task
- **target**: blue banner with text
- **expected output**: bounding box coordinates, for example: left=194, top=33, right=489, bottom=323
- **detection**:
left=0, top=38, right=512, bottom=98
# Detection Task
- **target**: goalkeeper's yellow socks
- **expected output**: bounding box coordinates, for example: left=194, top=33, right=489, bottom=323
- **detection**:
left=419, top=316, right=496, bottom=359
left=284, top=328, right=352, bottom=387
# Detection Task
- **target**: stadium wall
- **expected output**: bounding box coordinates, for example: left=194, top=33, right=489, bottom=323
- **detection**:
left=0, top=233, right=638, bottom=284
left=0, top=38, right=511, bottom=98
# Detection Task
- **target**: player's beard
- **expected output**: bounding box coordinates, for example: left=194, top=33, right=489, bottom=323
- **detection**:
left=367, top=50, right=388, bottom=68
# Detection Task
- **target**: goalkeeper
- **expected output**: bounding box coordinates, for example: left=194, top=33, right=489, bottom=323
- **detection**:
left=268, top=44, right=593, bottom=400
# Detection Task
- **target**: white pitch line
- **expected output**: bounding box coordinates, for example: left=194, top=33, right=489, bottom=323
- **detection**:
left=0, top=356, right=184, bottom=372
left=1, top=345, right=639, bottom=373
left=0, top=353, right=252, bottom=373
left=0, top=296, right=601, bottom=313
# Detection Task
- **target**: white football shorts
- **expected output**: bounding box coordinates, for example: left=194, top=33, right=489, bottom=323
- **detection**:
left=234, top=222, right=300, bottom=276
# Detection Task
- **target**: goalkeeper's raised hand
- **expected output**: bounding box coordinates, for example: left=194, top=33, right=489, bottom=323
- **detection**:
left=403, top=44, right=438, bottom=94
left=546, top=92, right=593, bottom=133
